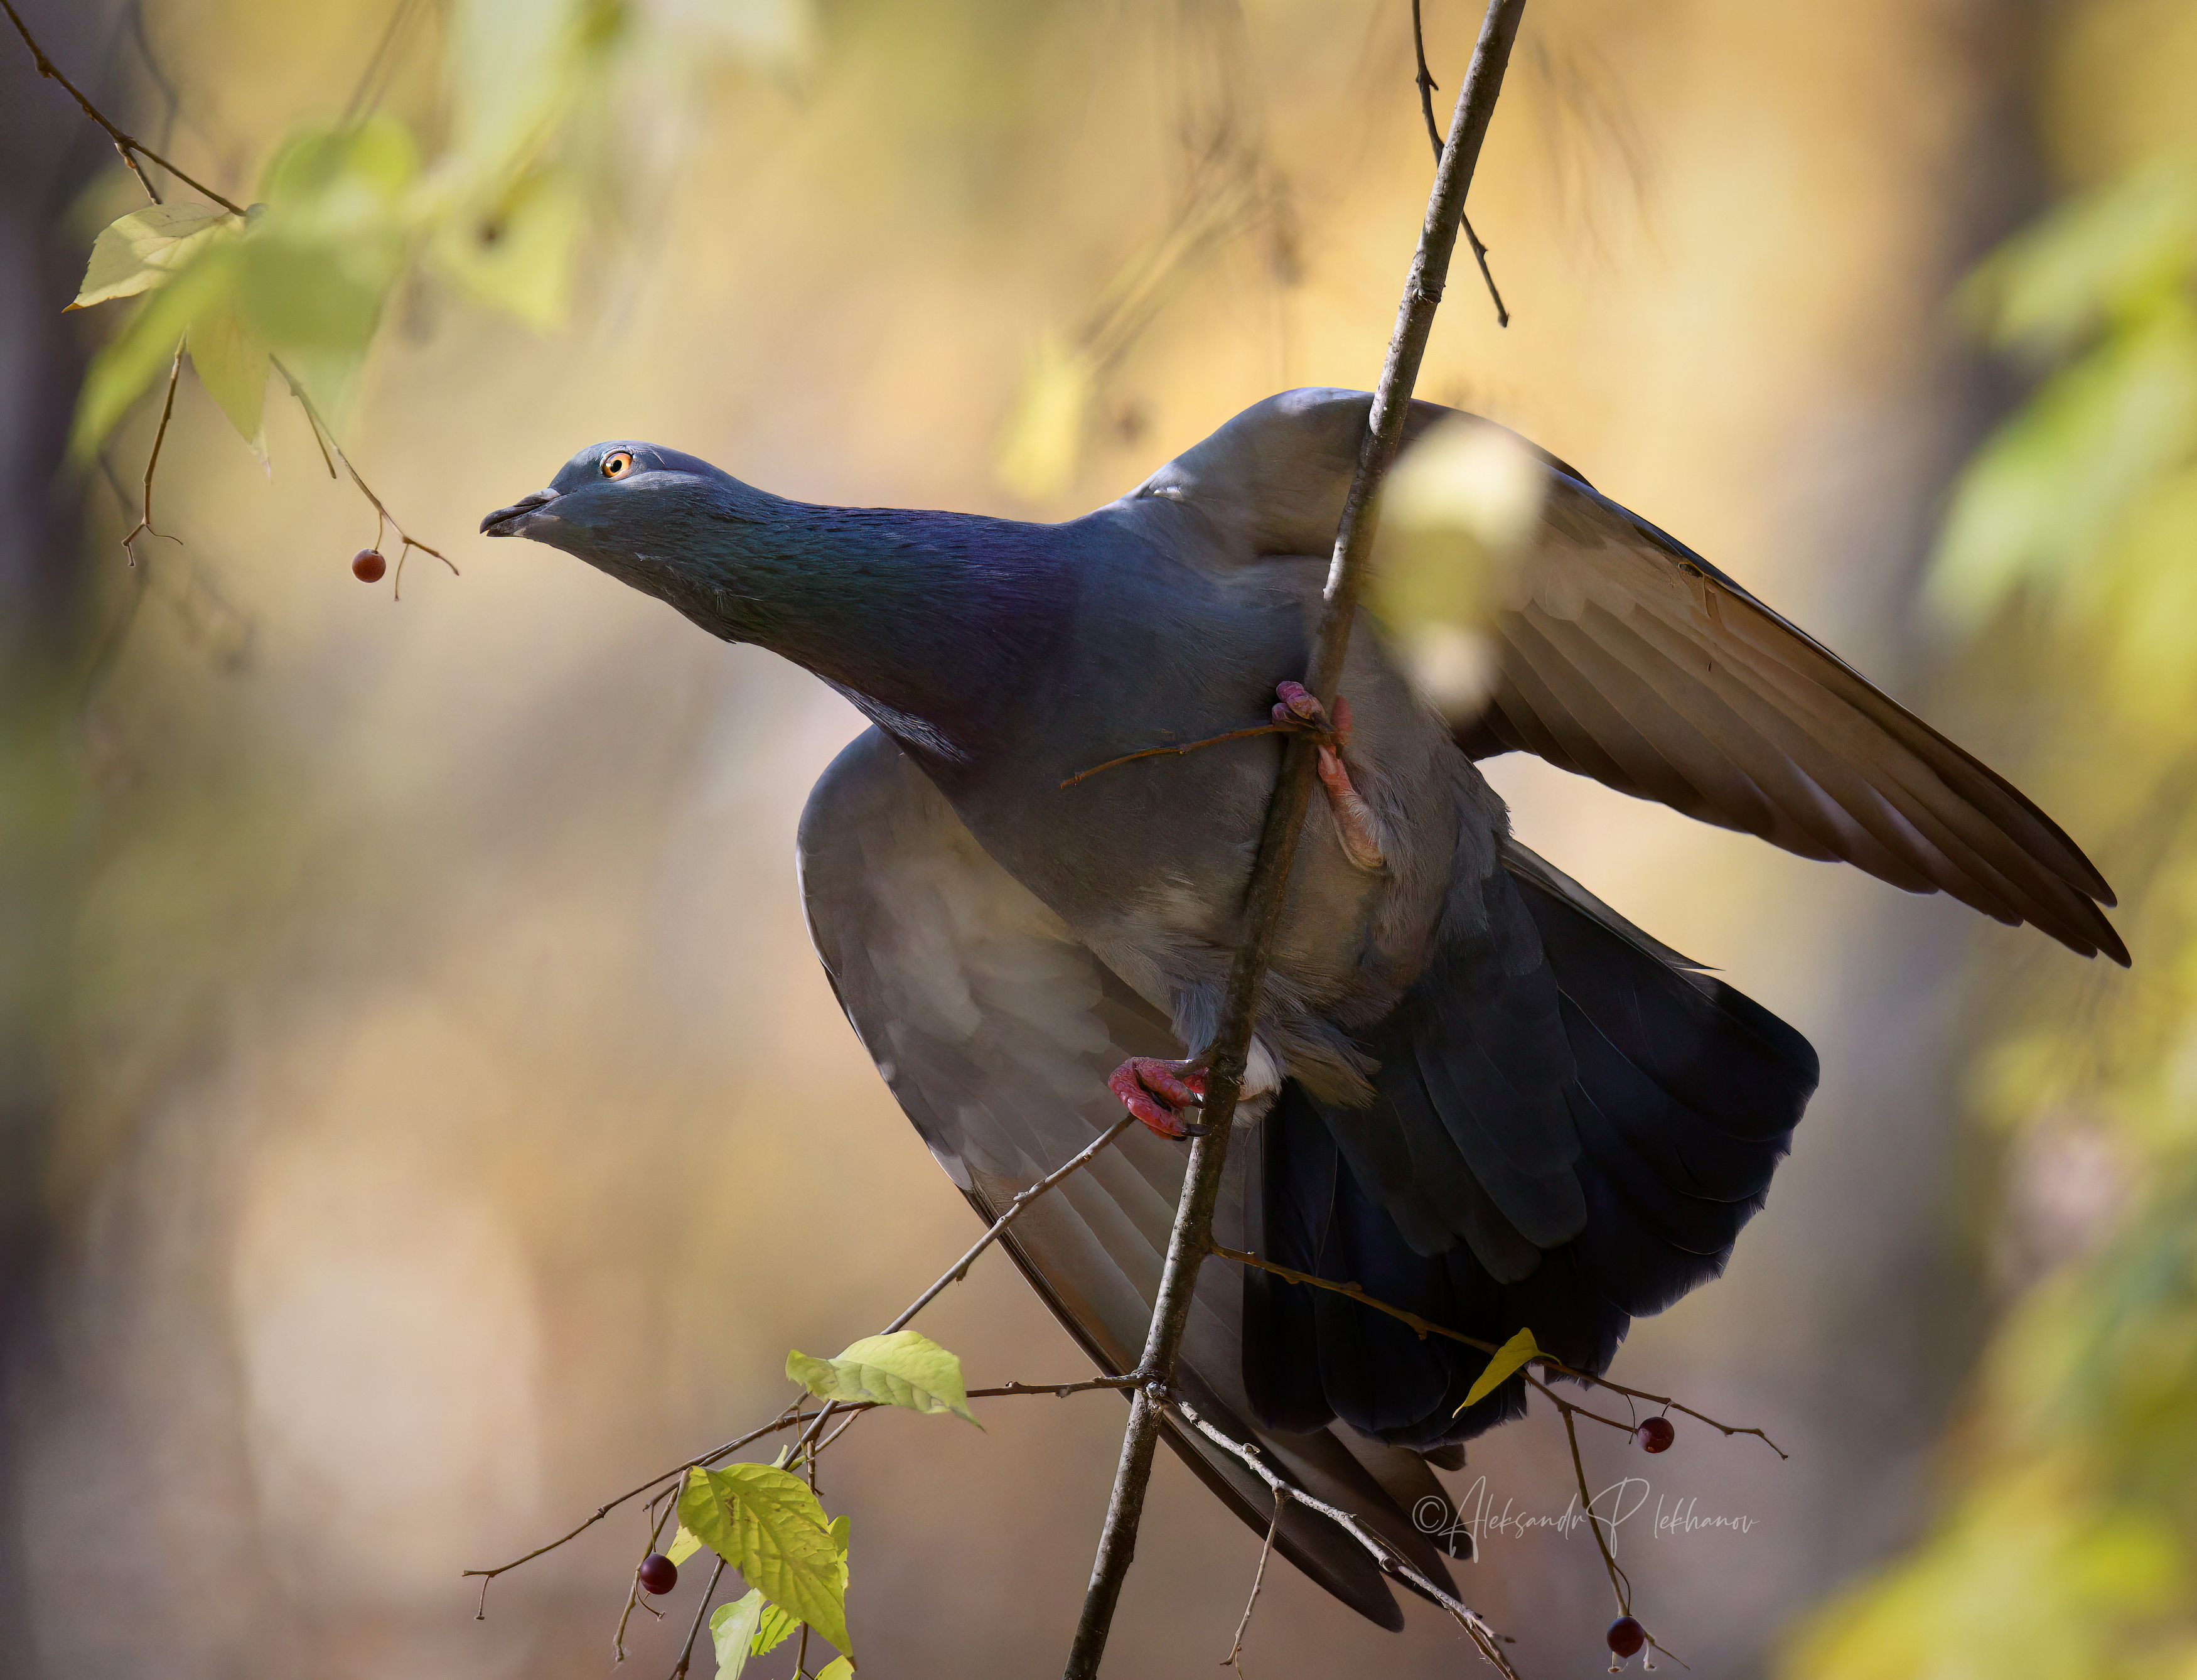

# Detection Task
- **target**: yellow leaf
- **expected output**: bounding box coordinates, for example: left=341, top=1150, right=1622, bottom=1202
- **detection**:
left=70, top=202, right=234, bottom=310
left=665, top=1522, right=703, bottom=1567
left=785, top=1330, right=980, bottom=1426
left=1458, top=1327, right=1542, bottom=1413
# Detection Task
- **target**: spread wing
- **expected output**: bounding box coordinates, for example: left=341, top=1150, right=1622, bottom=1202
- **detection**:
left=1137, top=387, right=2124, bottom=964
left=795, top=726, right=1468, bottom=1630
left=1454, top=466, right=2126, bottom=963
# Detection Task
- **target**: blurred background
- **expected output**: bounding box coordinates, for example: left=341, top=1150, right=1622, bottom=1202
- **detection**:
left=1, top=0, right=2192, bottom=1675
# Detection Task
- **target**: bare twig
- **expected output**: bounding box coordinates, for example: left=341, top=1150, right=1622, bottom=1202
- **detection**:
left=1410, top=0, right=1509, bottom=327
left=668, top=1555, right=726, bottom=1680
left=121, top=342, right=185, bottom=566
left=1171, top=1393, right=1521, bottom=1680
left=0, top=0, right=245, bottom=214
left=1060, top=9, right=1529, bottom=1676
left=465, top=1403, right=802, bottom=1607
left=1560, top=1398, right=1632, bottom=1613
left=274, top=360, right=456, bottom=596
left=1215, top=1244, right=1787, bottom=1456
left=885, top=1112, right=1141, bottom=1334
left=1060, top=722, right=1296, bottom=790
left=1219, top=1488, right=1283, bottom=1674
left=776, top=1109, right=1146, bottom=1483
left=611, top=1475, right=687, bottom=1662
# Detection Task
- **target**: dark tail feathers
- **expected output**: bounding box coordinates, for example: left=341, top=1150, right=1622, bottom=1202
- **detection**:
left=1244, top=843, right=1818, bottom=1450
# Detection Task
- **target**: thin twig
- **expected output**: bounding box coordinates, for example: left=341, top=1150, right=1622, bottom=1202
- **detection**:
left=1560, top=1397, right=1632, bottom=1614
left=465, top=1403, right=802, bottom=1605
left=274, top=359, right=457, bottom=595
left=779, top=1112, right=1145, bottom=1484
left=885, top=1112, right=1141, bottom=1334
left=1410, top=0, right=1509, bottom=328
left=1215, top=1244, right=1787, bottom=1455
left=668, top=1556, right=726, bottom=1680
left=1219, top=1487, right=1283, bottom=1674
left=1060, top=722, right=1297, bottom=790
left=468, top=1371, right=1140, bottom=1600
left=121, top=342, right=185, bottom=566
left=0, top=0, right=245, bottom=214
left=1060, top=9, right=1529, bottom=1675
left=611, top=1473, right=687, bottom=1662
left=1170, top=1394, right=1520, bottom=1680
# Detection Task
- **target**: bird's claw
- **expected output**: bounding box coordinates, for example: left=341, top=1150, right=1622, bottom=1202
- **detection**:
left=1271, top=681, right=1351, bottom=746
left=1272, top=682, right=1385, bottom=870
left=1108, top=1057, right=1210, bottom=1139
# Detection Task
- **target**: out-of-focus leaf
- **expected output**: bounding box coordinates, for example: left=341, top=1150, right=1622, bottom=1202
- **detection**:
left=995, top=333, right=1093, bottom=501
left=677, top=1464, right=851, bottom=1657
left=1965, top=160, right=2197, bottom=354
left=70, top=202, right=235, bottom=310
left=666, top=1522, right=704, bottom=1567
left=232, top=116, right=422, bottom=414
left=708, top=1591, right=767, bottom=1679
left=68, top=254, right=228, bottom=460
left=429, top=163, right=584, bottom=327
left=785, top=1330, right=980, bottom=1426
left=185, top=298, right=270, bottom=446
left=1929, top=296, right=2197, bottom=622
left=1458, top=1327, right=1541, bottom=1412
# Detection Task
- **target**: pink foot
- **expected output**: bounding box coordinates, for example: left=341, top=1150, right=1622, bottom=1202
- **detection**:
left=1108, top=1057, right=1209, bottom=1139
left=1272, top=683, right=1387, bottom=870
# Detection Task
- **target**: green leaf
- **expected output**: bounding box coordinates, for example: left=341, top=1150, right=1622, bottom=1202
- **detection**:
left=1458, top=1327, right=1543, bottom=1413
left=751, top=1601, right=798, bottom=1657
left=666, top=1522, right=704, bottom=1567
left=817, top=1659, right=854, bottom=1680
left=708, top=1591, right=767, bottom=1680
left=785, top=1330, right=981, bottom=1426
left=677, top=1464, right=852, bottom=1657
left=68, top=253, right=228, bottom=461
left=185, top=297, right=270, bottom=446
left=70, top=202, right=234, bottom=310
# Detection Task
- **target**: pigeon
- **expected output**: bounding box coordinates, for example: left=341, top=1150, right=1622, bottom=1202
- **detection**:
left=482, top=387, right=2123, bottom=1627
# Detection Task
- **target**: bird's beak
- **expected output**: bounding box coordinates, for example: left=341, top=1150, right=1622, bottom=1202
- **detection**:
left=480, top=488, right=559, bottom=537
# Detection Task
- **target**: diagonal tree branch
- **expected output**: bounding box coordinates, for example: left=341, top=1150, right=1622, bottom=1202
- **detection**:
left=1058, top=6, right=1530, bottom=1675
left=0, top=0, right=245, bottom=213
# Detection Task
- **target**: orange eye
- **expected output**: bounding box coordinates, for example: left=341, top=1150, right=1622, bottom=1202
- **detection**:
left=602, top=450, right=635, bottom=479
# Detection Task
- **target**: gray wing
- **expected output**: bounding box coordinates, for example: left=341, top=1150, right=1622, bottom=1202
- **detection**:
left=796, top=727, right=1466, bottom=1629
left=1458, top=470, right=2125, bottom=962
left=1136, top=387, right=2124, bottom=964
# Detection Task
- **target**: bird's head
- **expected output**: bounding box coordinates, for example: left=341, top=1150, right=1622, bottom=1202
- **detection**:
left=480, top=441, right=741, bottom=578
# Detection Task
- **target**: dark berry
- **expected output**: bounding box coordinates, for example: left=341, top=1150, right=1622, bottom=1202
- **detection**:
left=637, top=1553, right=677, bottom=1595
left=352, top=548, right=387, bottom=583
left=1635, top=1416, right=1675, bottom=1454
left=1606, top=1616, right=1646, bottom=1659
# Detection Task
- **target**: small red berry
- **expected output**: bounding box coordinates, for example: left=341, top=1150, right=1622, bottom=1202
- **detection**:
left=1635, top=1416, right=1675, bottom=1454
left=637, top=1553, right=678, bottom=1596
left=1606, top=1616, right=1646, bottom=1659
left=352, top=548, right=387, bottom=583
